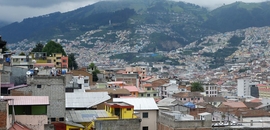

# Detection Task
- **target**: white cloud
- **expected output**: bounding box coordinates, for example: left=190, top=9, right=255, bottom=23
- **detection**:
left=176, top=0, right=266, bottom=10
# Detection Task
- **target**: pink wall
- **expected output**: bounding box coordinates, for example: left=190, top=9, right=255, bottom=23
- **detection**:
left=10, top=115, right=48, bottom=130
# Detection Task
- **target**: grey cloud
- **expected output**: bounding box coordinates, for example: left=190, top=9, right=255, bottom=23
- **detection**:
left=0, top=0, right=97, bottom=8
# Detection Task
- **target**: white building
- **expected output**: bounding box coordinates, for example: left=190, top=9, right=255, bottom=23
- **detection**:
left=237, top=77, right=259, bottom=97
left=114, top=97, right=159, bottom=130
left=203, top=83, right=218, bottom=97
left=237, top=77, right=252, bottom=97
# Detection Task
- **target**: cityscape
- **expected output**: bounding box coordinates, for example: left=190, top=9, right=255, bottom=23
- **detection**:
left=1, top=0, right=270, bottom=130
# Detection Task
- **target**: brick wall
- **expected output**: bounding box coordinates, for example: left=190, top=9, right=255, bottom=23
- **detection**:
left=0, top=101, right=7, bottom=130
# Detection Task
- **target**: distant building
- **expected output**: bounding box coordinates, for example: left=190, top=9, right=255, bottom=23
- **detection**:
left=202, top=83, right=218, bottom=97
left=237, top=77, right=258, bottom=97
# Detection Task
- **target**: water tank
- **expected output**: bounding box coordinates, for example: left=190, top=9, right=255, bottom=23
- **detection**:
left=6, top=57, right=10, bottom=62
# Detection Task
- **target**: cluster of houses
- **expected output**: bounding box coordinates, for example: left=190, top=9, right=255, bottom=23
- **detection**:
left=1, top=36, right=270, bottom=130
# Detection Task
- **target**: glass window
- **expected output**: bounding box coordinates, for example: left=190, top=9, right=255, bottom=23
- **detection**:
left=142, top=126, right=148, bottom=130
left=142, top=112, right=148, bottom=118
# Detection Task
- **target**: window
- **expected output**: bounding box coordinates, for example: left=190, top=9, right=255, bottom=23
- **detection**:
left=153, top=94, right=157, bottom=97
left=191, top=98, right=193, bottom=100
left=198, top=98, right=200, bottom=100
left=127, top=108, right=131, bottom=111
left=50, top=118, right=56, bottom=122
left=142, top=126, right=148, bottom=130
left=184, top=98, right=186, bottom=100
left=63, top=60, right=66, bottom=63
left=142, top=112, right=148, bottom=118
left=141, top=94, right=144, bottom=96
left=84, top=79, right=88, bottom=83
left=37, top=85, right=42, bottom=88
left=59, top=117, right=65, bottom=121
left=147, top=94, right=150, bottom=97
left=147, top=88, right=151, bottom=91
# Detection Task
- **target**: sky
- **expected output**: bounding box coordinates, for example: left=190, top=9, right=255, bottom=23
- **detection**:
left=0, top=0, right=266, bottom=22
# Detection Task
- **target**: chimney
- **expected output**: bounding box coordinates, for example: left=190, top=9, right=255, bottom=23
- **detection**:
left=0, top=100, right=8, bottom=130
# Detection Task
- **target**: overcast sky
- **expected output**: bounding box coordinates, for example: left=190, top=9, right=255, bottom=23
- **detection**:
left=0, top=0, right=266, bottom=22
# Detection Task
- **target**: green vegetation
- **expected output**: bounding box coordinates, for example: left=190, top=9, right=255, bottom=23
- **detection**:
left=31, top=43, right=44, bottom=52
left=42, top=41, right=67, bottom=56
left=89, top=63, right=100, bottom=82
left=31, top=41, right=78, bottom=70
left=68, top=53, right=78, bottom=70
left=204, top=1, right=270, bottom=32
left=191, top=82, right=204, bottom=92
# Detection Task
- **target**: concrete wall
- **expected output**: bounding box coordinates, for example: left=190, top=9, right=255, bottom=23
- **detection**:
left=10, top=115, right=48, bottom=130
left=11, top=66, right=28, bottom=85
left=11, top=75, right=66, bottom=121
left=94, top=119, right=141, bottom=130
left=0, top=101, right=8, bottom=130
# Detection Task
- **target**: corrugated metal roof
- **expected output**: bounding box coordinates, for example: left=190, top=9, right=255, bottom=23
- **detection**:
left=66, top=110, right=109, bottom=122
left=65, top=92, right=110, bottom=108
left=113, top=98, right=159, bottom=110
left=3, top=96, right=49, bottom=105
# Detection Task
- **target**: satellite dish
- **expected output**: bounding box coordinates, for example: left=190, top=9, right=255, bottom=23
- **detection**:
left=26, top=71, right=32, bottom=75
left=34, top=67, right=38, bottom=71
left=32, top=60, right=36, bottom=63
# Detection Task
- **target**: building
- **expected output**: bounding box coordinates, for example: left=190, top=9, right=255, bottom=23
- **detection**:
left=172, top=92, right=204, bottom=103
left=203, top=83, right=218, bottom=97
left=71, top=68, right=93, bottom=86
left=113, top=97, right=159, bottom=130
left=125, top=66, right=147, bottom=80
left=47, top=53, right=68, bottom=70
left=157, top=111, right=212, bottom=130
left=9, top=69, right=69, bottom=123
left=115, top=73, right=139, bottom=87
left=3, top=96, right=49, bottom=130
left=66, top=102, right=140, bottom=130
left=237, top=77, right=258, bottom=97
left=65, top=92, right=111, bottom=110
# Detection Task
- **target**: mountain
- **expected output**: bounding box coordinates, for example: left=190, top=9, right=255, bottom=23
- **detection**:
left=1, top=0, right=270, bottom=50
left=203, top=1, right=270, bottom=32
left=0, top=21, right=9, bottom=28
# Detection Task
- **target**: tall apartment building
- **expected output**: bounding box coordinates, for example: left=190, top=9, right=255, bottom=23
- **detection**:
left=237, top=77, right=258, bottom=97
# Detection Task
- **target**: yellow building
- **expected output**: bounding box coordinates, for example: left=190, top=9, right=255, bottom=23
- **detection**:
left=65, top=102, right=139, bottom=130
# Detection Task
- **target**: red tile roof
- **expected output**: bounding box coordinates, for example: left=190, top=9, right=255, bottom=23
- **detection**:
left=123, top=86, right=139, bottom=92
left=221, top=101, right=247, bottom=108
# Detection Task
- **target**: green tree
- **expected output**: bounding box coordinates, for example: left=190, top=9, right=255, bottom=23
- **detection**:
left=89, top=63, right=96, bottom=70
left=191, top=82, right=204, bottom=92
left=31, top=43, right=44, bottom=52
left=68, top=53, right=78, bottom=70
left=19, top=52, right=25, bottom=56
left=42, top=41, right=66, bottom=56
left=89, top=63, right=100, bottom=82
